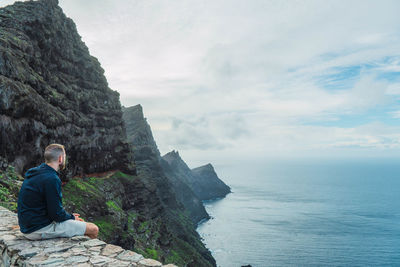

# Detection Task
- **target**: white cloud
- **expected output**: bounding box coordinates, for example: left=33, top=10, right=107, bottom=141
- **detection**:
left=3, top=0, right=400, bottom=167
left=389, top=111, right=400, bottom=119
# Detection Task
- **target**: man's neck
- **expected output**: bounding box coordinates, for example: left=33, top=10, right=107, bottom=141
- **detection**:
left=45, top=162, right=59, bottom=172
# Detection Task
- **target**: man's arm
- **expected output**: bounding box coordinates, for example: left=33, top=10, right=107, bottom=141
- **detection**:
left=44, top=175, right=75, bottom=222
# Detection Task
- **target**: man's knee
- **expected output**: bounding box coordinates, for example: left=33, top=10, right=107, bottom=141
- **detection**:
left=92, top=223, right=99, bottom=236
left=85, top=222, right=99, bottom=238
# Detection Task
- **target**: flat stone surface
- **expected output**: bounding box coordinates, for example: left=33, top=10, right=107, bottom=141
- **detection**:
left=43, top=244, right=74, bottom=254
left=0, top=234, right=17, bottom=241
left=101, top=243, right=124, bottom=257
left=81, top=238, right=107, bottom=248
left=112, top=259, right=136, bottom=266
left=89, top=245, right=103, bottom=252
left=0, top=206, right=177, bottom=267
left=38, top=257, right=65, bottom=265
left=71, top=235, right=91, bottom=241
left=70, top=244, right=88, bottom=254
left=7, top=240, right=33, bottom=252
left=48, top=251, right=73, bottom=258
left=26, top=253, right=48, bottom=264
left=65, top=255, right=90, bottom=264
left=138, top=258, right=163, bottom=267
left=90, top=255, right=113, bottom=265
left=117, top=250, right=145, bottom=262
left=19, top=247, right=42, bottom=258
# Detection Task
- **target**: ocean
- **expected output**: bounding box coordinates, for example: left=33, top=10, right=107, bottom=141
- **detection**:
left=196, top=158, right=400, bottom=267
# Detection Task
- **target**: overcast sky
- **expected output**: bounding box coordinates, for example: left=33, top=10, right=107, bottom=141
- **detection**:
left=3, top=0, right=400, bottom=168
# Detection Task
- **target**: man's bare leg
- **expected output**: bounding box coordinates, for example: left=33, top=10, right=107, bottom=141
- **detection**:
left=84, top=222, right=99, bottom=239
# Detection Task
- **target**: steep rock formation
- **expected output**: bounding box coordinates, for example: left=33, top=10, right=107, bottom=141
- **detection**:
left=0, top=0, right=135, bottom=178
left=122, top=105, right=210, bottom=225
left=122, top=104, right=160, bottom=158
left=62, top=171, right=216, bottom=267
left=191, top=163, right=232, bottom=200
left=0, top=1, right=220, bottom=266
left=162, top=151, right=231, bottom=201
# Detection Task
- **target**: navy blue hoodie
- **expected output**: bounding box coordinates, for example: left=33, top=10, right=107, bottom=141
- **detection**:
left=17, top=163, right=75, bottom=234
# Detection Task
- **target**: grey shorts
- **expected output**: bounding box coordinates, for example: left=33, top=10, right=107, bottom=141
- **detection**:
left=23, top=219, right=87, bottom=240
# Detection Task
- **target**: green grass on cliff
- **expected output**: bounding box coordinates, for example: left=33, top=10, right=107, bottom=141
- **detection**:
left=93, top=216, right=115, bottom=240
left=106, top=200, right=123, bottom=212
left=62, top=171, right=214, bottom=267
left=63, top=171, right=141, bottom=243
left=0, top=167, right=214, bottom=266
left=0, top=166, right=23, bottom=212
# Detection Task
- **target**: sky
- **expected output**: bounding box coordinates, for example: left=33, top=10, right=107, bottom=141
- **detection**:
left=2, top=0, right=400, bottom=168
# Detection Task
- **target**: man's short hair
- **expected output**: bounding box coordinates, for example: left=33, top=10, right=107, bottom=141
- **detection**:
left=44, top=144, right=65, bottom=163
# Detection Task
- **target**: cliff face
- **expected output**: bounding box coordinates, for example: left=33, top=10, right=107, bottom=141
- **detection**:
left=0, top=1, right=226, bottom=266
left=122, top=105, right=160, bottom=158
left=191, top=163, right=232, bottom=200
left=62, top=171, right=216, bottom=267
left=122, top=105, right=210, bottom=226
left=0, top=0, right=135, bottom=178
left=162, top=151, right=231, bottom=201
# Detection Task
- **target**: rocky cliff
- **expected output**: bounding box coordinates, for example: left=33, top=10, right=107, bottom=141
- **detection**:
left=0, top=0, right=135, bottom=178
left=122, top=105, right=160, bottom=158
left=191, top=163, right=232, bottom=201
left=162, top=151, right=231, bottom=201
left=0, top=1, right=218, bottom=266
left=122, top=105, right=210, bottom=225
left=62, top=170, right=216, bottom=267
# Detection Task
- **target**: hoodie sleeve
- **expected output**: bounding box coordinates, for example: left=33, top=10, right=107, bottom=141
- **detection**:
left=43, top=175, right=75, bottom=222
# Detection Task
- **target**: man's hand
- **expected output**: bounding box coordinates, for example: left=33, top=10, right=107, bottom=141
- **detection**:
left=73, top=213, right=84, bottom=222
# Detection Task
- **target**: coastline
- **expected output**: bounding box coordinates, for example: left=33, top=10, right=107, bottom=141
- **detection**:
left=196, top=192, right=233, bottom=228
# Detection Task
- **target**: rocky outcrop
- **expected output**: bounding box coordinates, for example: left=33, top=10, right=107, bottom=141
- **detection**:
left=0, top=162, right=216, bottom=266
left=62, top=171, right=216, bottom=267
left=122, top=105, right=160, bottom=158
left=191, top=164, right=232, bottom=200
left=162, top=151, right=231, bottom=201
left=0, top=0, right=224, bottom=266
left=0, top=0, right=135, bottom=178
left=0, top=206, right=177, bottom=267
left=122, top=105, right=210, bottom=225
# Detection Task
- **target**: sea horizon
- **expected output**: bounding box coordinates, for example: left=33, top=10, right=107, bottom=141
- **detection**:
left=196, top=157, right=400, bottom=267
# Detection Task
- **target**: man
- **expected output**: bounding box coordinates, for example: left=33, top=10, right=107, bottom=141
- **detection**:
left=17, top=143, right=99, bottom=240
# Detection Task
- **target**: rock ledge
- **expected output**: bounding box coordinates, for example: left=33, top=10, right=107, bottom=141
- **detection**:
left=0, top=207, right=178, bottom=267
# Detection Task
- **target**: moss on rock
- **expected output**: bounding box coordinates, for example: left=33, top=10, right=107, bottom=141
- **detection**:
left=63, top=171, right=215, bottom=266
left=0, top=165, right=23, bottom=212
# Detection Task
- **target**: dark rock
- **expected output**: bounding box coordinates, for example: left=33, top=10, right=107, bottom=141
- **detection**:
left=0, top=1, right=219, bottom=266
left=191, top=163, right=232, bottom=200
left=162, top=151, right=231, bottom=201
left=122, top=105, right=210, bottom=225
left=0, top=0, right=135, bottom=178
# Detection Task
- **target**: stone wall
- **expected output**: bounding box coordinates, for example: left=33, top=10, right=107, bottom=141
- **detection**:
left=0, top=207, right=178, bottom=267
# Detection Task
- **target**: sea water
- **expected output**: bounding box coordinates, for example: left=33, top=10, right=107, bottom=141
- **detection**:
left=196, top=158, right=400, bottom=267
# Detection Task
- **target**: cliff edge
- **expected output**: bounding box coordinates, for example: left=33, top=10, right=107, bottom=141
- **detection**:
left=0, top=0, right=135, bottom=178
left=122, top=105, right=210, bottom=225
left=0, top=206, right=177, bottom=267
left=162, top=151, right=231, bottom=201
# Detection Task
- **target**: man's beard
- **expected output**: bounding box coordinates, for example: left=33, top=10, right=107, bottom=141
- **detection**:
left=59, top=159, right=66, bottom=170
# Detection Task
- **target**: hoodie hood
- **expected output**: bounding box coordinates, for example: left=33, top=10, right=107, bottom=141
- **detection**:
left=25, top=163, right=60, bottom=179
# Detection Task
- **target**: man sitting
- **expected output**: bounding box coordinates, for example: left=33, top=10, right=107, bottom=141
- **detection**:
left=17, top=143, right=99, bottom=240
